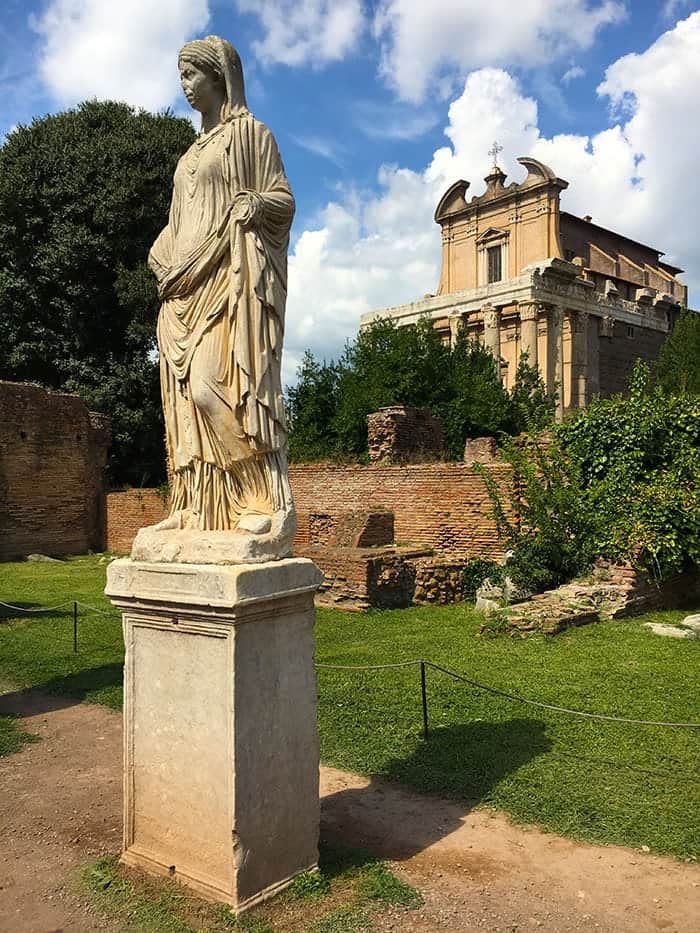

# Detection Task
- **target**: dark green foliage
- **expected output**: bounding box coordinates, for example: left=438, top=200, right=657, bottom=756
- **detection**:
left=332, top=316, right=453, bottom=457
left=287, top=316, right=556, bottom=461
left=508, top=351, right=557, bottom=434
left=439, top=328, right=513, bottom=459
left=656, top=308, right=700, bottom=395
left=476, top=436, right=602, bottom=592
left=479, top=361, right=700, bottom=589
left=0, top=101, right=196, bottom=486
left=287, top=351, right=342, bottom=462
left=559, top=361, right=700, bottom=578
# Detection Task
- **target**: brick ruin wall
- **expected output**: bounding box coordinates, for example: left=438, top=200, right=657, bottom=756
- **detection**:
left=0, top=382, right=110, bottom=561
left=367, top=406, right=446, bottom=463
left=105, top=462, right=511, bottom=561
left=105, top=489, right=169, bottom=554
left=290, top=463, right=510, bottom=561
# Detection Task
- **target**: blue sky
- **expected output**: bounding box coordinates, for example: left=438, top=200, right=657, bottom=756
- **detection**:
left=2, top=0, right=700, bottom=384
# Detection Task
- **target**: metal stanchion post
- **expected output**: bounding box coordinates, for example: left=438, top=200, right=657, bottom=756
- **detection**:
left=420, top=660, right=429, bottom=739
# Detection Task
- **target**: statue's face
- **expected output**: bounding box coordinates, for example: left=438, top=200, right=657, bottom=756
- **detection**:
left=179, top=59, right=221, bottom=114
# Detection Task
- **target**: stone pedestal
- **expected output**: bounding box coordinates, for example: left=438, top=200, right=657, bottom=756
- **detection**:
left=105, top=557, right=323, bottom=914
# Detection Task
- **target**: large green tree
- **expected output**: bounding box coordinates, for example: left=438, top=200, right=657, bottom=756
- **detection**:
left=656, top=308, right=700, bottom=395
left=0, top=100, right=196, bottom=486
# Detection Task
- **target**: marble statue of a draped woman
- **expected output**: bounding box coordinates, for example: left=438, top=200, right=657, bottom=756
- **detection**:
left=133, top=36, right=296, bottom=563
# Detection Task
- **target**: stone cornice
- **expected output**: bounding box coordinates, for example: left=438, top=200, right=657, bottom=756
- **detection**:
left=360, top=263, right=677, bottom=334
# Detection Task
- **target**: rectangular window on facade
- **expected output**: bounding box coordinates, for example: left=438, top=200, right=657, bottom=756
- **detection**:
left=487, top=245, right=502, bottom=283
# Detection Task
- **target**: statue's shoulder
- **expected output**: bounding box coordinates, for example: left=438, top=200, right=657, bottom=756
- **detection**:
left=236, top=111, right=275, bottom=143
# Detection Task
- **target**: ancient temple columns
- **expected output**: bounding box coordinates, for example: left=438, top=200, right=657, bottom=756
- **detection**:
left=547, top=305, right=565, bottom=420
left=448, top=309, right=463, bottom=348
left=519, top=302, right=539, bottom=368
left=482, top=303, right=501, bottom=361
left=569, top=310, right=589, bottom=409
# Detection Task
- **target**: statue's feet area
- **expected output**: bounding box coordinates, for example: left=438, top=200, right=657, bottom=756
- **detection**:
left=131, top=508, right=297, bottom=565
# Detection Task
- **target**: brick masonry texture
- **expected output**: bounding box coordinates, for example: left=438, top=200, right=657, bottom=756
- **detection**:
left=105, top=489, right=169, bottom=554
left=367, top=406, right=445, bottom=464
left=0, top=382, right=110, bottom=561
left=105, top=462, right=510, bottom=562
left=290, top=462, right=510, bottom=561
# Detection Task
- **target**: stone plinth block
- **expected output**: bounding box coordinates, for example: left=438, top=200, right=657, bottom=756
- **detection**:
left=105, top=557, right=323, bottom=913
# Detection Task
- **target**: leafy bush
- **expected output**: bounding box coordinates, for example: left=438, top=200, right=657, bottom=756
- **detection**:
left=558, top=361, right=700, bottom=579
left=656, top=308, right=700, bottom=395
left=476, top=436, right=601, bottom=593
left=477, top=361, right=700, bottom=591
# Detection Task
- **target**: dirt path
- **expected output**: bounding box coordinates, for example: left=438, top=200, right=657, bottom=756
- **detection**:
left=1, top=694, right=698, bottom=933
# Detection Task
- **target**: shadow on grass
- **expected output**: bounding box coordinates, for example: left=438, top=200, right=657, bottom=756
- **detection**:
left=322, top=718, right=550, bottom=861
left=0, top=663, right=123, bottom=717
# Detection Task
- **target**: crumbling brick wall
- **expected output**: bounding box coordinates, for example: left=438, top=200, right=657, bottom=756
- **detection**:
left=367, top=406, right=445, bottom=463
left=308, top=509, right=394, bottom=548
left=291, top=462, right=510, bottom=561
left=104, top=462, right=510, bottom=561
left=105, top=488, right=169, bottom=553
left=0, top=382, right=110, bottom=560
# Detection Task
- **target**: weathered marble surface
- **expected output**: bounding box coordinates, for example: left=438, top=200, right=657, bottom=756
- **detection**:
left=106, top=557, right=323, bottom=912
left=142, top=35, right=296, bottom=563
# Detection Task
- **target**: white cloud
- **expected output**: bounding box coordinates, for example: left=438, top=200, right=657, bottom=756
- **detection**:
left=373, top=0, right=626, bottom=102
left=290, top=134, right=346, bottom=166
left=283, top=13, right=700, bottom=381
left=562, top=64, right=585, bottom=83
left=351, top=100, right=439, bottom=140
left=33, top=0, right=210, bottom=110
left=235, top=0, right=364, bottom=68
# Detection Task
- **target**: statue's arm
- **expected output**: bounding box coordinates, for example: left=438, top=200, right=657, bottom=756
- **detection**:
left=232, top=123, right=295, bottom=234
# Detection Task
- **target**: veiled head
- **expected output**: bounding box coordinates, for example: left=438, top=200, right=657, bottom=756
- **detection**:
left=178, top=36, right=247, bottom=122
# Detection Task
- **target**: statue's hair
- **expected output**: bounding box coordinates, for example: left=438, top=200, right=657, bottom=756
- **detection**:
left=179, top=35, right=247, bottom=120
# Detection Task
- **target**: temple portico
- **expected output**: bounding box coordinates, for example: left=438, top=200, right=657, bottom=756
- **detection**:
left=361, top=155, right=685, bottom=416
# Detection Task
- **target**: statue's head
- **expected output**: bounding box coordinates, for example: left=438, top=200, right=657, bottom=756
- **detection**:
left=178, top=35, right=247, bottom=122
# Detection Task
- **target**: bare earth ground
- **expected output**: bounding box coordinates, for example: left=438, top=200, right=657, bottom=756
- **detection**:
left=1, top=694, right=698, bottom=933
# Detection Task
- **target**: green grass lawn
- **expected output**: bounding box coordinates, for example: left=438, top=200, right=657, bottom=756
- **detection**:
left=1, top=555, right=699, bottom=861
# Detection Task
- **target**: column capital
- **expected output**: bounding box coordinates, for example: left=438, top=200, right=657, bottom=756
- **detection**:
left=483, top=304, right=500, bottom=329
left=519, top=302, right=539, bottom=322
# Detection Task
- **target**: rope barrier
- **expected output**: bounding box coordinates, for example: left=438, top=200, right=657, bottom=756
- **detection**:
left=0, top=600, right=73, bottom=613
left=421, top=661, right=700, bottom=728
left=316, top=660, right=421, bottom=671
left=318, top=657, right=700, bottom=728
left=2, top=596, right=698, bottom=728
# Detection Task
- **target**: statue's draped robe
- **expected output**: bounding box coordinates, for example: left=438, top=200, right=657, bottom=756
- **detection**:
left=149, top=113, right=294, bottom=529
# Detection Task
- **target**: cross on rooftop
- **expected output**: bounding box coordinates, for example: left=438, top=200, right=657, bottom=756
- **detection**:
left=488, top=140, right=504, bottom=168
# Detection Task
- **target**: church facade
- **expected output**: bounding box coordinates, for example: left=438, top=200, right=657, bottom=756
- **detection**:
left=360, top=157, right=686, bottom=416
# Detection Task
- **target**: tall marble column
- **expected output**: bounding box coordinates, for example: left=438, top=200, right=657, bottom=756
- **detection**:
left=547, top=305, right=565, bottom=420
left=569, top=310, right=589, bottom=409
left=519, top=302, right=539, bottom=368
left=482, top=304, right=501, bottom=361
